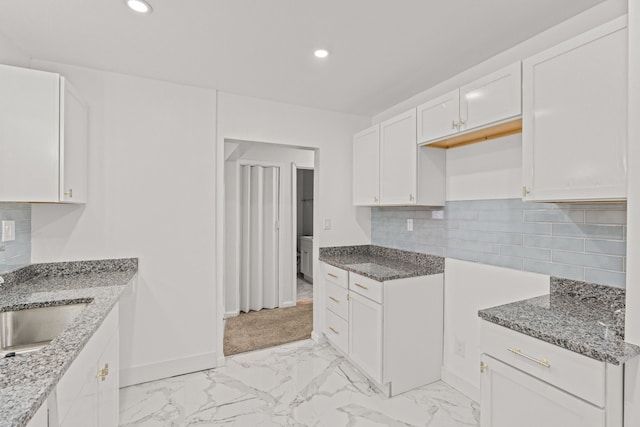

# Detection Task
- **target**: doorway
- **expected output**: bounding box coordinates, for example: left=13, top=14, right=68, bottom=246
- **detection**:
left=223, top=140, right=315, bottom=356
left=295, top=166, right=314, bottom=305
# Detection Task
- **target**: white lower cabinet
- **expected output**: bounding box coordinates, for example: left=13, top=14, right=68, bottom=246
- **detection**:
left=481, top=355, right=604, bottom=427
left=348, top=292, right=383, bottom=384
left=480, top=320, right=622, bottom=427
left=51, top=303, right=119, bottom=426
left=321, top=262, right=444, bottom=396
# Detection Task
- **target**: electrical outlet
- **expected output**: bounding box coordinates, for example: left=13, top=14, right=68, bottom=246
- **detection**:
left=432, top=210, right=444, bottom=219
left=454, top=339, right=466, bottom=358
left=323, top=218, right=332, bottom=230
left=1, top=221, right=15, bottom=242
left=407, top=218, right=413, bottom=231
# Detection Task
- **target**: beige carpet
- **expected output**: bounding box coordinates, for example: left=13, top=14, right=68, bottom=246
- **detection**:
left=224, top=304, right=313, bottom=356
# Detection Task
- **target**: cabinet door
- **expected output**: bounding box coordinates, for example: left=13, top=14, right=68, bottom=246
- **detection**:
left=522, top=18, right=627, bottom=201
left=97, top=332, right=119, bottom=427
left=417, top=89, right=460, bottom=144
left=352, top=125, right=380, bottom=206
left=480, top=355, right=604, bottom=427
left=60, top=79, right=88, bottom=204
left=380, top=109, right=417, bottom=205
left=0, top=65, right=60, bottom=202
left=460, top=62, right=521, bottom=132
left=349, top=292, right=383, bottom=384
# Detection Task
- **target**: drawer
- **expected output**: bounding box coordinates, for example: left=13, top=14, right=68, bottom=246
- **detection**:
left=480, top=320, right=605, bottom=407
left=326, top=281, right=348, bottom=320
left=349, top=272, right=383, bottom=304
left=325, top=309, right=348, bottom=354
left=322, top=262, right=348, bottom=289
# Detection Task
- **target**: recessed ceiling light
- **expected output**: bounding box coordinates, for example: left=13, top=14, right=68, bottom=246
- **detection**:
left=126, top=0, right=153, bottom=14
left=314, top=49, right=329, bottom=59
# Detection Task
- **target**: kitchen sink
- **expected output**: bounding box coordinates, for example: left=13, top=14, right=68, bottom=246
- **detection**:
left=0, top=302, right=89, bottom=357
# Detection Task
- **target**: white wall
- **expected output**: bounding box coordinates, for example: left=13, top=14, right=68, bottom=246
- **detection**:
left=29, top=60, right=218, bottom=386
left=446, top=134, right=522, bottom=201
left=442, top=259, right=549, bottom=401
left=0, top=32, right=30, bottom=67
left=224, top=143, right=314, bottom=317
left=624, top=0, right=640, bottom=424
left=216, top=92, right=370, bottom=359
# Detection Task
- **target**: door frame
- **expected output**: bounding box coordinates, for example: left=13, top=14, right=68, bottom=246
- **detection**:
left=291, top=162, right=314, bottom=303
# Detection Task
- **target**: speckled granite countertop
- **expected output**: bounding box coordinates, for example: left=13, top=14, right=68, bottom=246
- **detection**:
left=478, top=277, right=640, bottom=365
left=319, top=245, right=444, bottom=281
left=0, top=259, right=138, bottom=427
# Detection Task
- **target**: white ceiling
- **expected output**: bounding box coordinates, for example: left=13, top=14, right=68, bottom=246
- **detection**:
left=0, top=0, right=606, bottom=116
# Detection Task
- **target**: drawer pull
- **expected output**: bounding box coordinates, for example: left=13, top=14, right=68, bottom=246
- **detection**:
left=329, top=296, right=340, bottom=303
left=329, top=326, right=339, bottom=334
left=508, top=347, right=551, bottom=368
left=327, top=273, right=338, bottom=279
left=355, top=283, right=369, bottom=290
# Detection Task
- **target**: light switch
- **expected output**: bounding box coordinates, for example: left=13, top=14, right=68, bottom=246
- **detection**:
left=1, top=221, right=15, bottom=242
left=407, top=219, right=413, bottom=231
left=323, top=218, right=332, bottom=230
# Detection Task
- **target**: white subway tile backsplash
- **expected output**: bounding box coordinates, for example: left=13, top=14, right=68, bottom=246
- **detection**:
left=0, top=203, right=31, bottom=274
left=372, top=199, right=627, bottom=288
left=552, top=250, right=624, bottom=271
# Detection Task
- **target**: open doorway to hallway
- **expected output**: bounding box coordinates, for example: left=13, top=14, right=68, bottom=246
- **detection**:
left=223, top=140, right=316, bottom=356
left=295, top=167, right=314, bottom=305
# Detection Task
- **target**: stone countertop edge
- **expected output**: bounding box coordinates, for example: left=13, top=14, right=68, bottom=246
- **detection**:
left=0, top=258, right=138, bottom=427
left=319, top=245, right=444, bottom=281
left=478, top=277, right=640, bottom=366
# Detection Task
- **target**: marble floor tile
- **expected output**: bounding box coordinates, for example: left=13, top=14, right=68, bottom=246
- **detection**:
left=120, top=340, right=479, bottom=426
left=296, top=277, right=313, bottom=302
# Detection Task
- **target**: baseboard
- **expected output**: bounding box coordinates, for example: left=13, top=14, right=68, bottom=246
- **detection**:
left=217, top=354, right=226, bottom=367
left=311, top=330, right=324, bottom=343
left=224, top=310, right=239, bottom=318
left=441, top=365, right=480, bottom=403
left=120, top=351, right=217, bottom=388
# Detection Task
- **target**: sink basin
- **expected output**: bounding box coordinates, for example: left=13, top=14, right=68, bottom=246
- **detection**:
left=1, top=302, right=88, bottom=357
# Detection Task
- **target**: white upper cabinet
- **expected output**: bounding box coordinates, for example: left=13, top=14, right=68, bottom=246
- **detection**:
left=353, top=109, right=445, bottom=207
left=416, top=89, right=460, bottom=143
left=0, top=64, right=88, bottom=203
left=380, top=109, right=417, bottom=205
left=522, top=17, right=627, bottom=202
left=459, top=62, right=522, bottom=132
left=352, top=125, right=380, bottom=205
left=417, top=62, right=522, bottom=147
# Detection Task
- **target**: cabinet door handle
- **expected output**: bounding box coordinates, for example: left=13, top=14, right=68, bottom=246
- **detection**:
left=480, top=361, right=488, bottom=373
left=373, top=196, right=379, bottom=203
left=522, top=186, right=530, bottom=197
left=458, top=119, right=466, bottom=129
left=507, top=347, right=550, bottom=368
left=409, top=194, right=415, bottom=202
left=96, top=363, right=110, bottom=381
left=329, top=327, right=339, bottom=334
left=354, top=283, right=369, bottom=290
left=452, top=120, right=458, bottom=130
left=329, top=296, right=340, bottom=303
left=64, top=189, right=73, bottom=198
left=327, top=273, right=338, bottom=279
